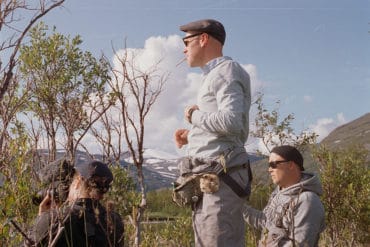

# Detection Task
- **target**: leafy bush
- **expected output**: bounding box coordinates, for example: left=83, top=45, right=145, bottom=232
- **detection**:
left=314, top=145, right=370, bottom=246
left=129, top=187, right=274, bottom=247
left=146, top=189, right=191, bottom=218
left=0, top=128, right=38, bottom=246
left=104, top=164, right=140, bottom=217
left=123, top=189, right=193, bottom=246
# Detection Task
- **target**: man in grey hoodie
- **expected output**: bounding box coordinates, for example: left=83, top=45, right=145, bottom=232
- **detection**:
left=243, top=145, right=325, bottom=247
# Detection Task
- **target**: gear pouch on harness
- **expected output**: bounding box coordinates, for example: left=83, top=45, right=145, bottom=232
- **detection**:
left=172, top=174, right=202, bottom=207
left=172, top=155, right=254, bottom=207
left=172, top=157, right=222, bottom=207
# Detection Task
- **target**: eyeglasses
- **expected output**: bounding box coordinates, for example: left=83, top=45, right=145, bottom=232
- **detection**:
left=182, top=33, right=203, bottom=47
left=268, top=160, right=289, bottom=169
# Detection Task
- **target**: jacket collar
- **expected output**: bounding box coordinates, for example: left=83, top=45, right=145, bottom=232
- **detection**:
left=201, top=56, right=231, bottom=75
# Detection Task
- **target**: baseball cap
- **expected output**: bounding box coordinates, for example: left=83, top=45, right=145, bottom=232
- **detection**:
left=74, top=160, right=113, bottom=183
left=180, top=19, right=226, bottom=45
left=271, top=145, right=304, bottom=171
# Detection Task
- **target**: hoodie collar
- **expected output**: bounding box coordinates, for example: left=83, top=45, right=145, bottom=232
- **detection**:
left=201, top=56, right=231, bottom=75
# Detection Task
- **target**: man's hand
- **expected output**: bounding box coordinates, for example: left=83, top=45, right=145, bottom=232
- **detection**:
left=174, top=129, right=189, bottom=148
left=184, top=105, right=199, bottom=123
left=38, top=190, right=52, bottom=215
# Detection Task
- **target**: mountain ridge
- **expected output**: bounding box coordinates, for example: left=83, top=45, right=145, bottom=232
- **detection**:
left=32, top=112, right=370, bottom=191
left=320, top=112, right=370, bottom=150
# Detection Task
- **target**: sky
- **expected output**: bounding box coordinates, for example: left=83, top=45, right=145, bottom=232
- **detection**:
left=27, top=0, right=370, bottom=155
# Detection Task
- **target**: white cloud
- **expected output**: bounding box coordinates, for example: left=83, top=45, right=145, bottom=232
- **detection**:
left=336, top=112, right=345, bottom=123
left=82, top=35, right=191, bottom=155
left=303, top=95, right=313, bottom=103
left=242, top=64, right=264, bottom=98
left=82, top=35, right=263, bottom=155
left=309, top=113, right=347, bottom=142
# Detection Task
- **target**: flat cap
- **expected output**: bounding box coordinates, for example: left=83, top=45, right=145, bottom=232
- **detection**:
left=180, top=19, right=226, bottom=45
left=271, top=145, right=304, bottom=171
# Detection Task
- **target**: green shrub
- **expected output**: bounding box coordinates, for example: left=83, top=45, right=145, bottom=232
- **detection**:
left=0, top=130, right=37, bottom=246
left=146, top=189, right=191, bottom=218
left=104, top=164, right=140, bottom=217
left=315, top=145, right=370, bottom=246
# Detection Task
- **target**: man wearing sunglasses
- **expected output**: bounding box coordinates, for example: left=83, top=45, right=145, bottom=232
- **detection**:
left=243, top=145, right=325, bottom=247
left=33, top=160, right=124, bottom=247
left=174, top=19, right=251, bottom=247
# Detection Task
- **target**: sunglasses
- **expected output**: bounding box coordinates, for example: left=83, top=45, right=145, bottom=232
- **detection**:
left=182, top=33, right=203, bottom=47
left=268, top=160, right=289, bottom=169
left=88, top=177, right=112, bottom=193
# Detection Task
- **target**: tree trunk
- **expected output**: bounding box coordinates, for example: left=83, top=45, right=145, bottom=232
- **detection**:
left=133, top=165, right=146, bottom=247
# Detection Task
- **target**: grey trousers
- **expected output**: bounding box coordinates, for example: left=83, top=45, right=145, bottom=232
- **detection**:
left=193, top=168, right=250, bottom=247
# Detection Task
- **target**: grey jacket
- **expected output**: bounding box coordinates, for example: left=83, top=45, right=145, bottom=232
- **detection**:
left=243, top=172, right=325, bottom=247
left=188, top=56, right=251, bottom=166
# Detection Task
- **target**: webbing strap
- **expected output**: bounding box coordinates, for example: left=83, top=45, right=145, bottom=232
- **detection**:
left=218, top=161, right=252, bottom=198
left=219, top=171, right=249, bottom=197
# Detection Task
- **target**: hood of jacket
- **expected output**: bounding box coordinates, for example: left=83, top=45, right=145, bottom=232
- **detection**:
left=273, top=172, right=323, bottom=197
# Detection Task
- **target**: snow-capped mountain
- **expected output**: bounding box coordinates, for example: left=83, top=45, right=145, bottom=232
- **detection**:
left=124, top=148, right=180, bottom=191
left=35, top=148, right=263, bottom=191
left=125, top=148, right=264, bottom=191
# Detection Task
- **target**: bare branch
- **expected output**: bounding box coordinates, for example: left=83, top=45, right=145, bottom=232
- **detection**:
left=105, top=40, right=168, bottom=246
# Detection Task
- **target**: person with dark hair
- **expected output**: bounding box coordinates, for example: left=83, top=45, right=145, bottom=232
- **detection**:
left=33, top=160, right=124, bottom=247
left=243, top=145, right=325, bottom=247
left=174, top=19, right=252, bottom=247
left=31, top=158, right=75, bottom=207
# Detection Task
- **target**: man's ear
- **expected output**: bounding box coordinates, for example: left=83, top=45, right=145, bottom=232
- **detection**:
left=288, top=161, right=296, bottom=170
left=200, top=33, right=209, bottom=47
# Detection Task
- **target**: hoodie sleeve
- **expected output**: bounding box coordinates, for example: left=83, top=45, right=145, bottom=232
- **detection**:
left=191, top=78, right=249, bottom=135
left=282, top=191, right=325, bottom=247
left=191, top=62, right=251, bottom=135
left=242, top=204, right=266, bottom=230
